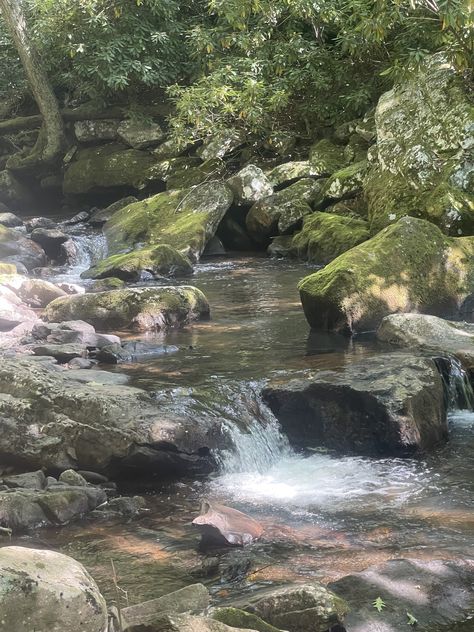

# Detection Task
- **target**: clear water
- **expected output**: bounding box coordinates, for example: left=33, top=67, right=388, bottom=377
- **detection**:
left=13, top=256, right=474, bottom=607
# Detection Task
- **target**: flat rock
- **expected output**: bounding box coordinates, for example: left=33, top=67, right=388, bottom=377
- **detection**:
left=329, top=558, right=474, bottom=632
left=32, top=343, right=87, bottom=362
left=263, top=353, right=447, bottom=456
left=192, top=501, right=264, bottom=546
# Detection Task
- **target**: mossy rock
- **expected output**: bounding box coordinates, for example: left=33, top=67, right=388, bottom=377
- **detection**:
left=309, top=138, right=347, bottom=175
left=327, top=196, right=368, bottom=219
left=211, top=608, right=283, bottom=632
left=298, top=216, right=474, bottom=334
left=365, top=54, right=474, bottom=235
left=266, top=161, right=319, bottom=187
left=290, top=212, right=369, bottom=264
left=0, top=170, right=32, bottom=210
left=0, top=262, right=17, bottom=275
left=83, top=245, right=193, bottom=281
left=246, top=178, right=325, bottom=243
left=89, top=277, right=126, bottom=291
left=63, top=144, right=156, bottom=194
left=315, top=160, right=367, bottom=207
left=45, top=286, right=210, bottom=332
left=103, top=182, right=233, bottom=263
left=166, top=158, right=226, bottom=191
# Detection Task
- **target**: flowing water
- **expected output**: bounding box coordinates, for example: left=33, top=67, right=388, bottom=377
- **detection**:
left=16, top=255, right=474, bottom=606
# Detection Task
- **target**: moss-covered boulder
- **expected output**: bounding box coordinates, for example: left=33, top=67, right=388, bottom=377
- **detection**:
left=63, top=144, right=156, bottom=194
left=266, top=161, right=319, bottom=187
left=166, top=158, right=226, bottom=191
left=82, top=245, right=193, bottom=281
left=315, top=160, right=367, bottom=207
left=197, top=129, right=244, bottom=161
left=290, top=212, right=369, bottom=264
left=246, top=178, right=324, bottom=243
left=45, top=286, right=210, bottom=332
left=102, top=181, right=233, bottom=263
left=365, top=55, right=474, bottom=235
left=117, top=119, right=164, bottom=149
left=211, top=608, right=283, bottom=632
left=298, top=216, right=474, bottom=334
left=309, top=138, right=347, bottom=175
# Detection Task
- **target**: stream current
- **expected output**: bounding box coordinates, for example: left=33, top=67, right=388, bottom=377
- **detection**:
left=17, top=250, right=474, bottom=606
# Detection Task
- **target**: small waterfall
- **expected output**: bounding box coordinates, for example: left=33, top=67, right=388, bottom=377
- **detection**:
left=446, top=356, right=474, bottom=410
left=213, top=386, right=291, bottom=474
left=51, top=230, right=108, bottom=283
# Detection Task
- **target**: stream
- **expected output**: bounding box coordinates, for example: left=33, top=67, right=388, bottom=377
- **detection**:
left=13, top=245, right=474, bottom=607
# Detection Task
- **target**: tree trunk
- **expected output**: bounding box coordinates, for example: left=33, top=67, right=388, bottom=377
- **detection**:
left=0, top=0, right=66, bottom=170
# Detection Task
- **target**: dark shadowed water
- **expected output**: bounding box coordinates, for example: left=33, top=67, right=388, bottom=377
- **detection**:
left=12, top=256, right=474, bottom=608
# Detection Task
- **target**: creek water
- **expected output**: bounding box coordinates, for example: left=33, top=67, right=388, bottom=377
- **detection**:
left=16, top=254, right=474, bottom=607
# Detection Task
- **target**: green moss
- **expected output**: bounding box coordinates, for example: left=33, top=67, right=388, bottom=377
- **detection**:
left=267, top=161, right=316, bottom=187
left=104, top=182, right=233, bottom=262
left=309, top=138, right=347, bottom=175
left=211, top=608, right=283, bottom=632
left=291, top=212, right=369, bottom=263
left=63, top=144, right=156, bottom=194
left=298, top=216, right=474, bottom=333
left=166, top=158, right=226, bottom=190
left=89, top=277, right=125, bottom=291
left=0, top=262, right=17, bottom=275
left=83, top=244, right=193, bottom=281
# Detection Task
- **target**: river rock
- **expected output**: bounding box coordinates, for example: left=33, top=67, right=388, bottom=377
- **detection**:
left=83, top=244, right=193, bottom=281
left=33, top=343, right=87, bottom=362
left=0, top=546, right=108, bottom=631
left=122, top=614, right=258, bottom=632
left=59, top=468, right=88, bottom=486
left=17, top=278, right=67, bottom=307
left=61, top=210, right=90, bottom=225
left=101, top=182, right=233, bottom=264
left=365, top=54, right=474, bottom=235
left=90, top=277, right=126, bottom=291
left=24, top=216, right=55, bottom=232
left=0, top=224, right=46, bottom=269
left=246, top=179, right=324, bottom=243
left=117, top=119, right=164, bottom=149
left=89, top=195, right=138, bottom=226
left=262, top=353, right=447, bottom=456
left=192, top=501, right=264, bottom=546
left=377, top=313, right=474, bottom=371
left=74, top=118, right=119, bottom=143
left=0, top=261, right=17, bottom=274
left=289, top=212, right=369, bottom=263
left=0, top=355, right=223, bottom=475
left=0, top=485, right=106, bottom=531
left=30, top=227, right=69, bottom=259
left=45, top=286, right=209, bottom=332
left=166, top=158, right=226, bottom=191
left=0, top=211, right=22, bottom=227
left=227, top=165, right=274, bottom=205
left=314, top=159, right=367, bottom=207
left=241, top=583, right=348, bottom=632
left=298, top=217, right=474, bottom=334
left=198, top=129, right=244, bottom=161
left=329, top=558, right=474, bottom=632
left=3, top=470, right=46, bottom=490
left=211, top=608, right=283, bottom=632
left=0, top=285, right=38, bottom=330
left=117, top=584, right=210, bottom=631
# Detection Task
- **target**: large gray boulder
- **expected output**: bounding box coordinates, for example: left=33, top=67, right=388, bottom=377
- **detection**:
left=0, top=546, right=108, bottom=632
left=0, top=356, right=224, bottom=475
left=74, top=119, right=119, bottom=143
left=262, top=353, right=447, bottom=456
left=329, top=558, right=474, bottom=632
left=227, top=165, right=273, bottom=205
left=377, top=313, right=474, bottom=371
left=0, top=224, right=46, bottom=270
left=45, top=286, right=209, bottom=332
left=117, top=119, right=164, bottom=149
left=365, top=54, right=474, bottom=235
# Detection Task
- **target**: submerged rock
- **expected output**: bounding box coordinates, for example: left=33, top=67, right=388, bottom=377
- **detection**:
left=44, top=286, right=209, bottom=332
left=0, top=546, right=108, bottom=632
left=263, top=353, right=447, bottom=456
left=365, top=54, right=474, bottom=235
left=192, top=501, right=264, bottom=546
left=298, top=217, right=474, bottom=334
left=329, top=558, right=474, bottom=632
left=117, top=583, right=209, bottom=631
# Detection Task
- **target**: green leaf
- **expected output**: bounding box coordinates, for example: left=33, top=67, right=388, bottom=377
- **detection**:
left=407, top=612, right=418, bottom=626
left=372, top=597, right=386, bottom=612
